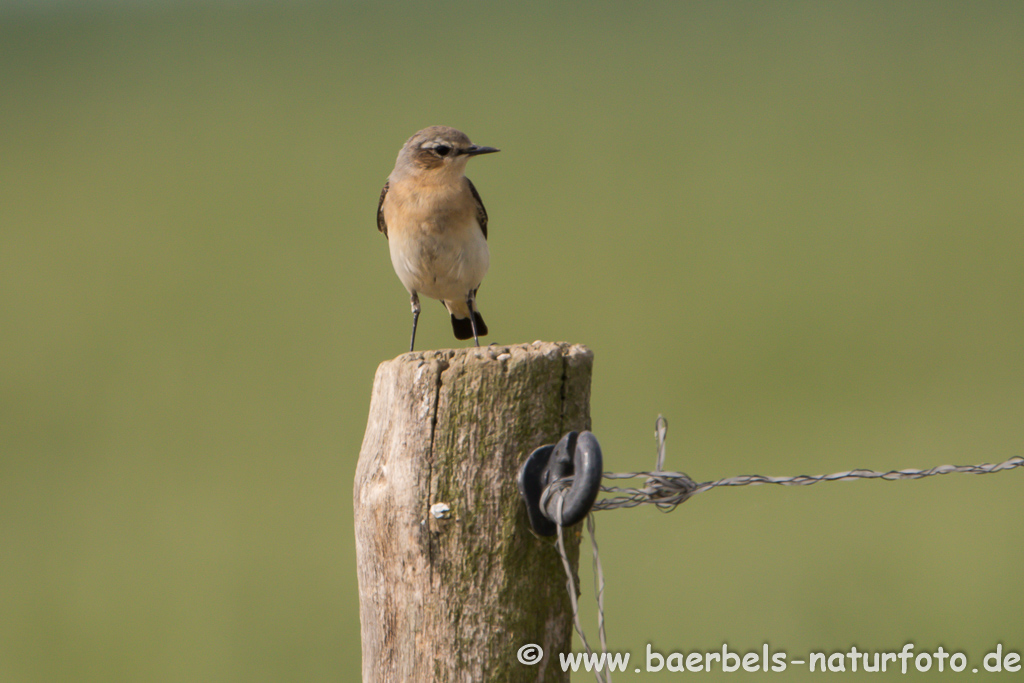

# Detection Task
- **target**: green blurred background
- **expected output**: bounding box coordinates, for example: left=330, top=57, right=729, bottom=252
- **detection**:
left=2, top=0, right=1022, bottom=680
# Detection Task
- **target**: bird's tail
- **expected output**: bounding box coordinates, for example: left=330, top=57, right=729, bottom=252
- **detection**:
left=450, top=310, right=487, bottom=340
left=444, top=297, right=487, bottom=340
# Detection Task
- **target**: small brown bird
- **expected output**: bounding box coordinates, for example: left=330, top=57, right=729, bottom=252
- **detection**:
left=377, top=126, right=499, bottom=352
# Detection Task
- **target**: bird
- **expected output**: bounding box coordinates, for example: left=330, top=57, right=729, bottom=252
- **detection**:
left=377, top=126, right=499, bottom=352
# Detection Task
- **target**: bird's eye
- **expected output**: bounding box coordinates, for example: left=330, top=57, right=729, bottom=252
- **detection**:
left=434, top=145, right=451, bottom=157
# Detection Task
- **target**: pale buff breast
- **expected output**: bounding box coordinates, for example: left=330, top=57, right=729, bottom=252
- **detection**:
left=383, top=182, right=489, bottom=302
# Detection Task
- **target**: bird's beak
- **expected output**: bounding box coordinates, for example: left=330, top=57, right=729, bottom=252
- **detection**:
left=462, top=145, right=500, bottom=156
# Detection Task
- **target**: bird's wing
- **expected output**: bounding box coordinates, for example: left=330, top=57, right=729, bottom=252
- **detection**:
left=466, top=178, right=488, bottom=240
left=376, top=181, right=389, bottom=238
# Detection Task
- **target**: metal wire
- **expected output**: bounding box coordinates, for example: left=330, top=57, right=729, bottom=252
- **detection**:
left=593, top=415, right=1024, bottom=511
left=552, top=416, right=1022, bottom=682
left=555, top=498, right=611, bottom=683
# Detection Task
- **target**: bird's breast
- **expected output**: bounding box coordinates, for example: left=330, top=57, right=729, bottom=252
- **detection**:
left=383, top=182, right=489, bottom=301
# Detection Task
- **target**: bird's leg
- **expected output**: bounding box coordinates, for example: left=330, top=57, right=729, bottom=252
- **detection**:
left=409, top=292, right=420, bottom=353
left=466, top=292, right=480, bottom=347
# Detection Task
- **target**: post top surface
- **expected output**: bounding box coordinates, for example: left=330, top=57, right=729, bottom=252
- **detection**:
left=380, top=341, right=593, bottom=369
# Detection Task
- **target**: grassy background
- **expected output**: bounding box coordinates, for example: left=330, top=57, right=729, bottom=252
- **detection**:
left=2, top=1, right=1022, bottom=680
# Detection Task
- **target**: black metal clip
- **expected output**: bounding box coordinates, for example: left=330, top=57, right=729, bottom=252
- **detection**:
left=517, top=431, right=603, bottom=537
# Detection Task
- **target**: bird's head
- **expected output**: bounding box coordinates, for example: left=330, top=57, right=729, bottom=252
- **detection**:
left=394, top=126, right=499, bottom=180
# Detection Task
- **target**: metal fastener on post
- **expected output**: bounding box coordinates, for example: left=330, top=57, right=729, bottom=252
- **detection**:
left=518, top=431, right=603, bottom=536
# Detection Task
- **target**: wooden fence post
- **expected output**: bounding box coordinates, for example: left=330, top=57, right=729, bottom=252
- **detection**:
left=354, top=342, right=593, bottom=682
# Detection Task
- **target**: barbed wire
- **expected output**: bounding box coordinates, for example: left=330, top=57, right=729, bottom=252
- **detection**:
left=553, top=415, right=1022, bottom=682
left=593, top=416, right=1024, bottom=512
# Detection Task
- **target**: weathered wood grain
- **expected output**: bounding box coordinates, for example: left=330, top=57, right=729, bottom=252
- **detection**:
left=354, top=342, right=593, bottom=682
